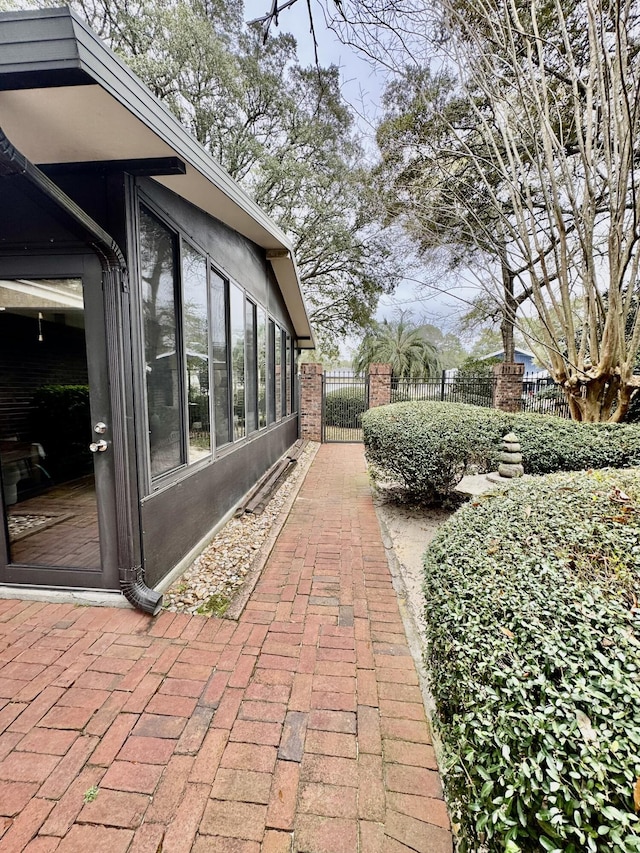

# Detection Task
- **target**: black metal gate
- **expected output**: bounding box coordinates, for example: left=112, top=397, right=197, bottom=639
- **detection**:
left=322, top=371, right=369, bottom=442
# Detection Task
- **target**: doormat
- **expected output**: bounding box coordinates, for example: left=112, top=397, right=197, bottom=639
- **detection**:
left=7, top=513, right=74, bottom=542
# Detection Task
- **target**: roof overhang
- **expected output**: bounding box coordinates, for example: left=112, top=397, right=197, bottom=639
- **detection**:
left=0, top=6, right=315, bottom=347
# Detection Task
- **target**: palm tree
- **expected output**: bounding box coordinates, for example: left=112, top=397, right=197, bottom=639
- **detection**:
left=353, top=319, right=441, bottom=379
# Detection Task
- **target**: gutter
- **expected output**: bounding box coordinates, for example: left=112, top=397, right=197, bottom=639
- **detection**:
left=0, top=127, right=162, bottom=615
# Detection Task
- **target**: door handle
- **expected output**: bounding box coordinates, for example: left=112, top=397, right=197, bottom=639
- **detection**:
left=89, top=439, right=108, bottom=453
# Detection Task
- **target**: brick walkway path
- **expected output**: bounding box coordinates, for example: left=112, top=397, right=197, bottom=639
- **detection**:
left=0, top=444, right=452, bottom=853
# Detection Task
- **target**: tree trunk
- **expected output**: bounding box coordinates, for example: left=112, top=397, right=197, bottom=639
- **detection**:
left=563, top=375, right=631, bottom=422
left=500, top=247, right=516, bottom=363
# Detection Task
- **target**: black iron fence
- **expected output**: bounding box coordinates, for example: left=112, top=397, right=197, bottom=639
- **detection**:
left=322, top=371, right=369, bottom=442
left=320, top=369, right=573, bottom=444
left=393, top=372, right=573, bottom=418
left=391, top=374, right=497, bottom=408
left=521, top=373, right=571, bottom=417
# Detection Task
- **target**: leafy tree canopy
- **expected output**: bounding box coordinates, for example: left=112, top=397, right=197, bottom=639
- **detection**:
left=353, top=317, right=441, bottom=378
left=415, top=322, right=467, bottom=369
left=1, top=0, right=400, bottom=354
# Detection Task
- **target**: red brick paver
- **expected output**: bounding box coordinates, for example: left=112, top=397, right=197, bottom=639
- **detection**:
left=0, top=444, right=452, bottom=852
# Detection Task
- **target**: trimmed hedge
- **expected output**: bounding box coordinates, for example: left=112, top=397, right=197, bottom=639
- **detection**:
left=362, top=401, right=640, bottom=499
left=422, top=468, right=640, bottom=852
left=324, top=388, right=367, bottom=427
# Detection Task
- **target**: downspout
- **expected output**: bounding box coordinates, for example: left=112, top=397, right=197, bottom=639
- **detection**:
left=0, top=128, right=162, bottom=615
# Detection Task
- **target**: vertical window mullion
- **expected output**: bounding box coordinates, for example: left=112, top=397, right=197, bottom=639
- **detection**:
left=286, top=334, right=292, bottom=415
left=225, top=281, right=233, bottom=442
left=175, top=240, right=187, bottom=465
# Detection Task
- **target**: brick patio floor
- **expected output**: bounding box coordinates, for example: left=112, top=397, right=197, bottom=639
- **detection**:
left=0, top=444, right=453, bottom=853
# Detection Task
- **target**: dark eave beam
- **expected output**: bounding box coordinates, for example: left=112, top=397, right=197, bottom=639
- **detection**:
left=39, top=157, right=187, bottom=178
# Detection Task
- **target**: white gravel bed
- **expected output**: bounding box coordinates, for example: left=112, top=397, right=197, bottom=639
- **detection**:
left=163, top=442, right=316, bottom=615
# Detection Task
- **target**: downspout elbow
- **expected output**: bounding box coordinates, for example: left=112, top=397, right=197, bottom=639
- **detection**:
left=120, top=565, right=163, bottom=615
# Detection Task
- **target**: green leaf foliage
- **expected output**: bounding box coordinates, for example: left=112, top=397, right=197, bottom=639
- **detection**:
left=324, top=389, right=367, bottom=428
left=353, top=319, right=441, bottom=379
left=422, top=468, right=640, bottom=852
left=362, top=402, right=640, bottom=500
left=6, top=0, right=400, bottom=354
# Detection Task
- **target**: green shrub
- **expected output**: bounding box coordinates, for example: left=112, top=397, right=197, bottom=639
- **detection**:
left=363, top=402, right=505, bottom=500
left=422, top=468, right=640, bottom=852
left=28, top=384, right=92, bottom=481
left=362, top=401, right=640, bottom=499
left=324, top=388, right=367, bottom=427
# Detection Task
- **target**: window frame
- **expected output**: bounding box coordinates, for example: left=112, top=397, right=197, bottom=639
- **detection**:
left=181, top=236, right=212, bottom=466
left=210, top=265, right=233, bottom=451
left=138, top=201, right=185, bottom=482
left=245, top=297, right=259, bottom=435
left=135, top=191, right=297, bottom=494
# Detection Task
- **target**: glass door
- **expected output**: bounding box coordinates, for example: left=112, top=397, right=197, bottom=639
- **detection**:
left=0, top=255, right=119, bottom=589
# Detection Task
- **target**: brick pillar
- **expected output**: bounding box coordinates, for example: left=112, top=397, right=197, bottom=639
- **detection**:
left=493, top=362, right=524, bottom=413
left=300, top=363, right=323, bottom=441
left=368, top=363, right=392, bottom=409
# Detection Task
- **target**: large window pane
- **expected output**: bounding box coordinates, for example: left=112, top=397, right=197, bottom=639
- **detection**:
left=290, top=338, right=297, bottom=413
left=267, top=319, right=276, bottom=425
left=230, top=284, right=245, bottom=440
left=274, top=323, right=281, bottom=421
left=258, top=308, right=267, bottom=428
left=182, top=242, right=210, bottom=464
left=286, top=334, right=292, bottom=415
left=211, top=269, right=230, bottom=448
left=281, top=328, right=287, bottom=418
left=245, top=299, right=258, bottom=434
left=140, top=207, right=182, bottom=478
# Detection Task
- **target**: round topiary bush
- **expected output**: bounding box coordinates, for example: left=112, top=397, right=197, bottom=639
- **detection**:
left=363, top=402, right=507, bottom=500
left=423, top=468, right=640, bottom=853
left=362, top=401, right=640, bottom=499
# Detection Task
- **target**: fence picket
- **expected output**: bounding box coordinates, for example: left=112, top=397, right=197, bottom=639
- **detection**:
left=319, top=369, right=571, bottom=443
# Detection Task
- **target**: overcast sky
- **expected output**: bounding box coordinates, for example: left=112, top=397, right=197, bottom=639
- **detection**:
left=242, top=0, right=482, bottom=345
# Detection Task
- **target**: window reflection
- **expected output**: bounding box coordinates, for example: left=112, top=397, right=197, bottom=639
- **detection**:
left=258, top=308, right=267, bottom=429
left=274, top=323, right=281, bottom=421
left=0, top=278, right=100, bottom=569
left=182, top=243, right=210, bottom=464
left=286, top=334, right=292, bottom=415
left=245, top=299, right=258, bottom=434
left=230, top=284, right=245, bottom=440
left=211, top=270, right=231, bottom=448
left=140, top=207, right=182, bottom=477
left=281, top=328, right=287, bottom=418
left=267, top=319, right=276, bottom=425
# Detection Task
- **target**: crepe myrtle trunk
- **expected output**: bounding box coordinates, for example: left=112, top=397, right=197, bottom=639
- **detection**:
left=562, top=371, right=638, bottom=423
left=500, top=252, right=516, bottom=364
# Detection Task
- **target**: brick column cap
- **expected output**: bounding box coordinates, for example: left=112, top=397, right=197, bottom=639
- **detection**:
left=492, top=362, right=525, bottom=377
